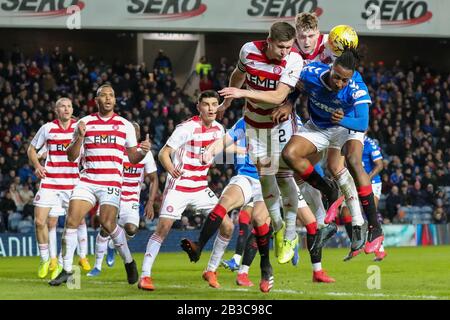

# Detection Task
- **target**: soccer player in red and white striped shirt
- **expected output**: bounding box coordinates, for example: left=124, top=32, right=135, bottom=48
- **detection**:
left=49, top=84, right=151, bottom=286
left=138, top=90, right=225, bottom=291
left=88, top=122, right=158, bottom=276
left=28, top=98, right=90, bottom=279
left=218, top=22, right=306, bottom=264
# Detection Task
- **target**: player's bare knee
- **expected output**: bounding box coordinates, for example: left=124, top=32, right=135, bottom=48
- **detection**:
left=101, top=220, right=116, bottom=234
left=35, top=217, right=46, bottom=229
left=124, top=224, right=138, bottom=237
left=281, top=144, right=296, bottom=166
left=47, top=219, right=57, bottom=229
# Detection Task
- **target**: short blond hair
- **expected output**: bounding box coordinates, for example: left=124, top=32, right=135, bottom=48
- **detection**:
left=295, top=12, right=319, bottom=31
left=55, top=97, right=72, bottom=108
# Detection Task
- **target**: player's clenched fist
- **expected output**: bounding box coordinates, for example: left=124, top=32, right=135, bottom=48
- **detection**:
left=35, top=164, right=47, bottom=179
left=140, top=134, right=151, bottom=154
left=76, top=121, right=86, bottom=137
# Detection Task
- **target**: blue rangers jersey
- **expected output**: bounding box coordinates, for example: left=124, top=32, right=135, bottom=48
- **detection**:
left=362, top=136, right=383, bottom=184
left=300, top=62, right=372, bottom=130
left=227, top=117, right=259, bottom=180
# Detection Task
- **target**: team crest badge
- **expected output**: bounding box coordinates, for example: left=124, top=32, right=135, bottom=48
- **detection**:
left=113, top=124, right=119, bottom=130
left=273, top=66, right=282, bottom=75
left=167, top=205, right=174, bottom=213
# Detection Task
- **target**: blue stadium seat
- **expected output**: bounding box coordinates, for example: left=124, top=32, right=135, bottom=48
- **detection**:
left=8, top=213, right=23, bottom=232
left=17, top=220, right=33, bottom=233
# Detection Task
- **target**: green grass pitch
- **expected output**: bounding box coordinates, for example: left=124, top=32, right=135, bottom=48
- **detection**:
left=1, top=246, right=449, bottom=300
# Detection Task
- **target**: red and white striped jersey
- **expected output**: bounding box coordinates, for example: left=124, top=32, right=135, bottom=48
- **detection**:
left=121, top=149, right=157, bottom=203
left=164, top=116, right=225, bottom=193
left=294, top=34, right=334, bottom=65
left=31, top=119, right=79, bottom=191
left=77, top=113, right=137, bottom=189
left=237, top=40, right=303, bottom=129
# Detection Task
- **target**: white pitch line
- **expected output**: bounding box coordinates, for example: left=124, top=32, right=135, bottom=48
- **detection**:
left=0, top=278, right=447, bottom=300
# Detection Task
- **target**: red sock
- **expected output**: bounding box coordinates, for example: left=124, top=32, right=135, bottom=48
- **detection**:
left=305, top=222, right=317, bottom=235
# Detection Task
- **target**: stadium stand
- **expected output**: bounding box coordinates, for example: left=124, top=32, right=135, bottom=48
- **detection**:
left=0, top=46, right=448, bottom=233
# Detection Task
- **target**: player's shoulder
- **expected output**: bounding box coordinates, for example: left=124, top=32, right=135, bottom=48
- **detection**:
left=302, top=61, right=328, bottom=78
left=42, top=120, right=58, bottom=130
left=241, top=40, right=263, bottom=55
left=80, top=114, right=96, bottom=123
left=142, top=150, right=156, bottom=164
left=233, top=117, right=246, bottom=129
left=112, top=114, right=132, bottom=125
left=287, top=49, right=303, bottom=64
left=211, top=120, right=225, bottom=133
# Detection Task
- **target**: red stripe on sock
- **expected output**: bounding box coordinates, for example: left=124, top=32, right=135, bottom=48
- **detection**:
left=300, top=164, right=314, bottom=180
left=357, top=185, right=373, bottom=197
left=212, top=204, right=227, bottom=219
left=305, top=222, right=317, bottom=235
left=342, top=215, right=353, bottom=224
left=254, top=223, right=270, bottom=236
left=238, top=210, right=251, bottom=225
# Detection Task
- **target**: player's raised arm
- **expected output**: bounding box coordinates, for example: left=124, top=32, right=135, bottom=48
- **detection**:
left=128, top=133, right=151, bottom=164
left=223, top=67, right=246, bottom=106
left=219, top=82, right=292, bottom=106
left=66, top=120, right=85, bottom=162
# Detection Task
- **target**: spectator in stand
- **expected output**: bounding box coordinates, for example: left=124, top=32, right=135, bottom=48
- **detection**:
left=195, top=56, right=212, bottom=77
left=409, top=180, right=431, bottom=206
left=153, top=49, right=172, bottom=80
left=0, top=191, right=17, bottom=231
left=0, top=47, right=448, bottom=231
left=432, top=205, right=447, bottom=224
left=385, top=186, right=403, bottom=223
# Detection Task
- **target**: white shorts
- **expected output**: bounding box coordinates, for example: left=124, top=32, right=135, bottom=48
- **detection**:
left=48, top=206, right=66, bottom=218
left=225, top=175, right=263, bottom=206
left=372, top=182, right=382, bottom=200
left=159, top=187, right=218, bottom=220
left=118, top=201, right=140, bottom=227
left=70, top=182, right=121, bottom=209
left=34, top=188, right=71, bottom=210
left=295, top=120, right=364, bottom=152
left=246, top=118, right=297, bottom=175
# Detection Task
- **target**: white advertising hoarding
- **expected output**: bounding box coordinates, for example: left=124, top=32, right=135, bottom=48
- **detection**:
left=0, top=0, right=448, bottom=37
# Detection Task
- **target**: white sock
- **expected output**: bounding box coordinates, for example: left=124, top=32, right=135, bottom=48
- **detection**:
left=312, top=262, right=322, bottom=272
left=58, top=251, right=63, bottom=266
left=260, top=175, right=283, bottom=232
left=94, top=233, right=109, bottom=271
left=62, top=228, right=78, bottom=272
left=38, top=243, right=49, bottom=262
left=232, top=254, right=242, bottom=265
left=108, top=239, right=115, bottom=249
left=48, top=227, right=57, bottom=259
left=238, top=265, right=250, bottom=274
left=299, top=181, right=326, bottom=226
left=77, top=223, right=88, bottom=259
left=277, top=175, right=299, bottom=241
left=336, top=169, right=364, bottom=226
left=110, top=225, right=133, bottom=264
left=141, top=233, right=163, bottom=277
left=207, top=234, right=230, bottom=272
